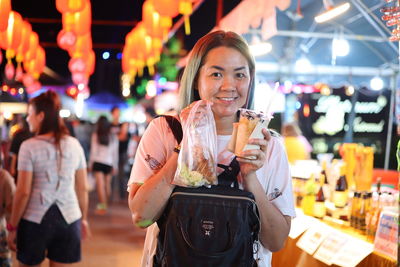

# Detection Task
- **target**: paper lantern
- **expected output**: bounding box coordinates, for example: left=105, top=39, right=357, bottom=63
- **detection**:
left=152, top=0, right=179, bottom=17
left=56, top=0, right=87, bottom=13
left=5, top=61, right=15, bottom=80
left=57, top=29, right=77, bottom=50
left=23, top=31, right=39, bottom=63
left=62, top=2, right=91, bottom=36
left=4, top=11, right=23, bottom=52
left=0, top=0, right=11, bottom=31
left=69, top=57, right=86, bottom=73
left=16, top=21, right=32, bottom=62
left=15, top=63, right=23, bottom=81
left=68, top=33, right=92, bottom=57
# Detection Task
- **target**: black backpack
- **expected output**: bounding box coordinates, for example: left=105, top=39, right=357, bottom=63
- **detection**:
left=154, top=116, right=260, bottom=267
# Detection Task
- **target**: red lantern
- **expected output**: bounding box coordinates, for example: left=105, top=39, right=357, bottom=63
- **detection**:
left=72, top=71, right=88, bottom=85
left=23, top=31, right=39, bottom=63
left=22, top=73, right=34, bottom=87
left=68, top=33, right=92, bottom=58
left=56, top=0, right=87, bottom=13
left=151, top=0, right=179, bottom=17
left=15, top=63, right=23, bottom=81
left=4, top=11, right=23, bottom=52
left=69, top=57, right=86, bottom=73
left=5, top=61, right=15, bottom=80
left=0, top=0, right=11, bottom=31
left=16, top=21, right=32, bottom=62
left=62, top=2, right=91, bottom=36
left=57, top=29, right=77, bottom=51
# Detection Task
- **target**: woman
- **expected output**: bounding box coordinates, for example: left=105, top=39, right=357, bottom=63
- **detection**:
left=128, top=30, right=295, bottom=267
left=7, top=90, right=90, bottom=266
left=281, top=122, right=312, bottom=164
left=89, top=115, right=118, bottom=214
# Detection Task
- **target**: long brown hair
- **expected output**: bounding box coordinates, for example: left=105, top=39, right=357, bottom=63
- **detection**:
left=29, top=90, right=69, bottom=147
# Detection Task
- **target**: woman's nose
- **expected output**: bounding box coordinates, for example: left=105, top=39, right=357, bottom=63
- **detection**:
left=220, top=76, right=235, bottom=91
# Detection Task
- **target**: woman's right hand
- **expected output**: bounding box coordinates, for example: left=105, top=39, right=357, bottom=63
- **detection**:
left=81, top=219, right=91, bottom=239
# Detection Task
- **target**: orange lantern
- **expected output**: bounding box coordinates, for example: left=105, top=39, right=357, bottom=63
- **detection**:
left=56, top=0, right=87, bottom=13
left=62, top=1, right=91, bottom=36
left=151, top=0, right=179, bottom=18
left=85, top=49, right=95, bottom=75
left=0, top=0, right=11, bottom=31
left=16, top=21, right=33, bottom=63
left=23, top=31, right=39, bottom=63
left=57, top=29, right=77, bottom=51
left=25, top=46, right=45, bottom=79
left=4, top=11, right=23, bottom=53
left=68, top=33, right=92, bottom=58
left=179, top=0, right=192, bottom=35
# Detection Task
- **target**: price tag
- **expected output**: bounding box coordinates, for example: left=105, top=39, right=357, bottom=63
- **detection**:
left=331, top=237, right=374, bottom=267
left=313, top=229, right=349, bottom=265
left=289, top=211, right=318, bottom=239
left=296, top=221, right=333, bottom=255
left=373, top=210, right=398, bottom=261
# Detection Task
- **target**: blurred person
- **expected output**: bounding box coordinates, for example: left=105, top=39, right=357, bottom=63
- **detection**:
left=7, top=90, right=90, bottom=266
left=110, top=106, right=129, bottom=200
left=0, top=166, right=15, bottom=267
left=89, top=115, right=118, bottom=214
left=9, top=118, right=33, bottom=180
left=281, top=122, right=312, bottom=164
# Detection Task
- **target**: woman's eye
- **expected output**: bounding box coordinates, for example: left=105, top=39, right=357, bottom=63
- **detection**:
left=236, top=73, right=246, bottom=79
left=211, top=72, right=222, bottom=78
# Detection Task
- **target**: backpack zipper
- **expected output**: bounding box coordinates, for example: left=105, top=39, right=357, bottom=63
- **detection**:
left=171, top=191, right=257, bottom=205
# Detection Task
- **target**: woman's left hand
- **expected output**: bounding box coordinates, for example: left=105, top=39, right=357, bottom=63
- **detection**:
left=236, top=128, right=271, bottom=177
left=81, top=219, right=91, bottom=239
left=7, top=230, right=17, bottom=252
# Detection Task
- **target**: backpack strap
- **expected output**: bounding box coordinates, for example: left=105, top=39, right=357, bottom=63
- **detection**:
left=158, top=115, right=183, bottom=144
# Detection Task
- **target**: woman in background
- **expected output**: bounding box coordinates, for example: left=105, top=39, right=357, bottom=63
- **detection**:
left=90, top=115, right=118, bottom=215
left=7, top=90, right=90, bottom=266
left=281, top=122, right=312, bottom=164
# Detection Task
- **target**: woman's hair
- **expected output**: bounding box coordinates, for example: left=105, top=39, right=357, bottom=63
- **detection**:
left=281, top=123, right=302, bottom=137
left=96, top=115, right=111, bottom=146
left=177, top=30, right=255, bottom=111
left=29, top=90, right=69, bottom=146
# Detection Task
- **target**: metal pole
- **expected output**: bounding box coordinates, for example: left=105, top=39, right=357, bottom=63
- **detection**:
left=384, top=74, right=397, bottom=170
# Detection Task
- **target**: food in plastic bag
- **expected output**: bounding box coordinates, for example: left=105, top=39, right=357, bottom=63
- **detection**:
left=173, top=100, right=217, bottom=187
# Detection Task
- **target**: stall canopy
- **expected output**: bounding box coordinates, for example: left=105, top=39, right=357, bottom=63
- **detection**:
left=0, top=91, right=27, bottom=114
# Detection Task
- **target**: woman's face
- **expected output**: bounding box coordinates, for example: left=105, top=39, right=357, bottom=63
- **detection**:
left=26, top=105, right=43, bottom=134
left=197, top=46, right=251, bottom=119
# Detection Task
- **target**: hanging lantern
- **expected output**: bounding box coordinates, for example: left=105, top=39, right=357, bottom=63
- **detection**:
left=179, top=0, right=192, bottom=35
left=85, top=50, right=95, bottom=75
left=68, top=57, right=86, bottom=73
left=72, top=71, right=88, bottom=85
left=22, top=73, right=34, bottom=87
left=0, top=0, right=11, bottom=31
left=57, top=29, right=77, bottom=51
left=4, top=11, right=23, bottom=53
left=15, top=63, right=23, bottom=81
left=25, top=46, right=45, bottom=79
left=68, top=33, right=92, bottom=58
left=24, top=31, right=39, bottom=63
left=26, top=80, right=41, bottom=95
left=56, top=0, right=87, bottom=13
left=62, top=1, right=91, bottom=36
left=151, top=0, right=179, bottom=18
left=16, top=21, right=32, bottom=63
left=5, top=61, right=15, bottom=80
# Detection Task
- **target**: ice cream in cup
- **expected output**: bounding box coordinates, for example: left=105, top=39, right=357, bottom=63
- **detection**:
left=234, top=108, right=271, bottom=159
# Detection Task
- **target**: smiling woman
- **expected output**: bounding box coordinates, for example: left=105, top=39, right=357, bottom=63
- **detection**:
left=127, top=30, right=295, bottom=267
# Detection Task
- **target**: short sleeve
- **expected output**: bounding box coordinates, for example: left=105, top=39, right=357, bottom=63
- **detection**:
left=17, top=140, right=33, bottom=172
left=127, top=117, right=177, bottom=187
left=262, top=136, right=296, bottom=218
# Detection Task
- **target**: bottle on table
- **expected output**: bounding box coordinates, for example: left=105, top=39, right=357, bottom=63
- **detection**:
left=333, top=164, right=348, bottom=208
left=313, top=174, right=326, bottom=219
left=350, top=191, right=361, bottom=228
left=357, top=192, right=372, bottom=234
left=302, top=173, right=317, bottom=216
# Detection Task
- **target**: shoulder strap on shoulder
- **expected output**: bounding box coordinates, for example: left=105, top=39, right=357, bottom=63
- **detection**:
left=158, top=115, right=182, bottom=144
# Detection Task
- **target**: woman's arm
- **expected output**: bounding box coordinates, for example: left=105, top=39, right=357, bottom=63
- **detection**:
left=128, top=152, right=178, bottom=228
left=75, top=168, right=90, bottom=238
left=243, top=174, right=291, bottom=251
left=7, top=170, right=33, bottom=251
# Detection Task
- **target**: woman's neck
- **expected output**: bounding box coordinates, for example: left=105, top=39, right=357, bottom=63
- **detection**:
left=37, top=132, right=54, bottom=138
left=214, top=115, right=236, bottom=135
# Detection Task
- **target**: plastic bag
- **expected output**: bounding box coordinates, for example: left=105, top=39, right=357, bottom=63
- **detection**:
left=173, top=100, right=218, bottom=187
